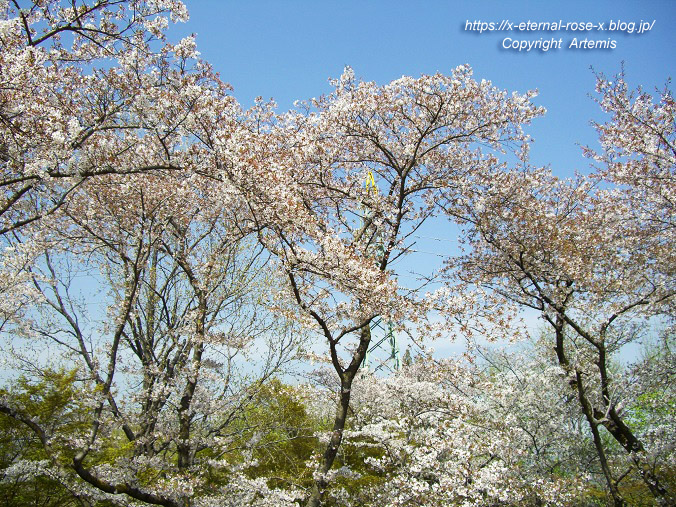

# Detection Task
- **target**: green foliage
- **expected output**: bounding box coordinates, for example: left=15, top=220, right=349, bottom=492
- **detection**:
left=243, top=379, right=322, bottom=489
left=0, top=369, right=85, bottom=507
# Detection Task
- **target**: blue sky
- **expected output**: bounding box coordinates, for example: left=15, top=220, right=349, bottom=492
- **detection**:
left=175, top=0, right=675, bottom=178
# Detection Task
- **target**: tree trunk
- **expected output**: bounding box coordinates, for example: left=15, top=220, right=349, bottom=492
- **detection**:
left=305, top=323, right=372, bottom=507
left=552, top=314, right=673, bottom=504
left=553, top=315, right=625, bottom=505
left=595, top=406, right=674, bottom=504
left=576, top=371, right=626, bottom=507
left=306, top=376, right=354, bottom=507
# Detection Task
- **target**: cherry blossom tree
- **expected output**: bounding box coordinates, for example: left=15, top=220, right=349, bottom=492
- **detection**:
left=0, top=0, right=197, bottom=234
left=584, top=69, right=674, bottom=235
left=0, top=166, right=306, bottom=506
left=341, top=355, right=588, bottom=507
left=623, top=331, right=676, bottom=502
left=0, top=0, right=238, bottom=329
left=0, top=3, right=308, bottom=504
left=445, top=73, right=674, bottom=505
left=213, top=66, right=544, bottom=505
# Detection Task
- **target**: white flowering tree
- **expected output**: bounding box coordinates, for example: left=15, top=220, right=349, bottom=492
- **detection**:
left=0, top=0, right=233, bottom=326
left=584, top=69, right=674, bottom=235
left=445, top=74, right=675, bottom=505
left=1, top=170, right=308, bottom=505
left=0, top=0, right=196, bottom=235
left=340, top=355, right=586, bottom=507
left=213, top=66, right=543, bottom=505
left=0, top=2, right=305, bottom=505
